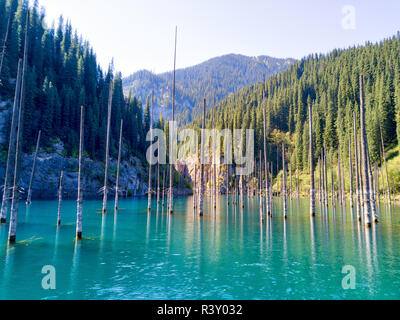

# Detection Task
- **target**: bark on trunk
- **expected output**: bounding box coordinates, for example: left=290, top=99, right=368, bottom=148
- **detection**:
left=282, top=144, right=287, bottom=219
left=309, top=102, right=315, bottom=217
left=26, top=130, right=41, bottom=205
left=353, top=112, right=361, bottom=221
left=169, top=27, right=178, bottom=215
left=0, top=59, right=22, bottom=224
left=76, top=106, right=84, bottom=239
left=57, top=171, right=63, bottom=226
left=359, top=75, right=372, bottom=227
left=8, top=15, right=28, bottom=243
left=199, top=98, right=206, bottom=216
left=102, top=82, right=113, bottom=214
left=115, top=120, right=123, bottom=210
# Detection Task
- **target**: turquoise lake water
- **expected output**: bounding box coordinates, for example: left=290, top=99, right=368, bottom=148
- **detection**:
left=0, top=196, right=399, bottom=300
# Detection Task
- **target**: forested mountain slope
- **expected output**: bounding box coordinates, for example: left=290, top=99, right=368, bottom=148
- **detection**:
left=122, top=54, right=296, bottom=123
left=187, top=33, right=400, bottom=192
left=0, top=0, right=148, bottom=162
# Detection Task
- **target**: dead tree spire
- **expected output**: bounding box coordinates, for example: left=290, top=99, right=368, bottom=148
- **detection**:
left=102, top=81, right=113, bottom=214
left=26, top=130, right=41, bottom=205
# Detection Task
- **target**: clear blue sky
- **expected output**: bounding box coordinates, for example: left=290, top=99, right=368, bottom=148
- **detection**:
left=38, top=0, right=400, bottom=76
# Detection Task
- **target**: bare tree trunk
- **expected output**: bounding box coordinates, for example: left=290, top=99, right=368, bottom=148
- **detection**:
left=324, top=148, right=328, bottom=208
left=366, top=147, right=378, bottom=223
left=226, top=164, right=230, bottom=206
left=148, top=79, right=154, bottom=212
left=262, top=79, right=270, bottom=216
left=76, top=106, right=84, bottom=239
left=341, top=152, right=346, bottom=206
left=157, top=144, right=160, bottom=206
left=162, top=168, right=166, bottom=208
left=348, top=135, right=354, bottom=209
left=193, top=164, right=197, bottom=209
left=169, top=27, right=178, bottom=215
left=282, top=144, right=287, bottom=219
left=289, top=157, right=292, bottom=200
left=8, top=15, right=28, bottom=242
left=1, top=59, right=22, bottom=224
left=374, top=163, right=379, bottom=205
left=26, top=130, right=41, bottom=205
left=318, top=157, right=322, bottom=205
left=330, top=151, right=335, bottom=209
left=309, top=101, right=315, bottom=217
left=57, top=171, right=63, bottom=226
left=359, top=75, right=372, bottom=227
left=259, top=154, right=263, bottom=221
left=353, top=112, right=361, bottom=221
left=102, top=82, right=113, bottom=214
left=115, top=120, right=123, bottom=210
left=338, top=151, right=342, bottom=207
left=199, top=98, right=206, bottom=216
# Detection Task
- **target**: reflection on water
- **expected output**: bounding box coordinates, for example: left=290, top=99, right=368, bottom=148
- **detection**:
left=0, top=196, right=399, bottom=300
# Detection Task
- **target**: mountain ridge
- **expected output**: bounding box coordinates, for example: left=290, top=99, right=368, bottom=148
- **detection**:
left=122, top=54, right=296, bottom=123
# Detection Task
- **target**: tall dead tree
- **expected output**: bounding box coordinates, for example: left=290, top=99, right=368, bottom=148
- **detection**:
left=102, top=82, right=113, bottom=214
left=348, top=135, right=354, bottom=209
left=57, top=171, right=63, bottom=226
left=262, top=77, right=270, bottom=216
left=76, top=106, right=84, bottom=239
left=26, top=130, right=41, bottom=205
left=169, top=27, right=178, bottom=215
left=353, top=112, right=361, bottom=221
left=366, top=147, right=378, bottom=223
left=148, top=79, right=154, bottom=212
left=309, top=101, right=316, bottom=217
left=330, top=151, right=335, bottom=209
left=199, top=98, right=206, bottom=216
left=359, top=75, right=372, bottom=227
left=115, top=120, right=123, bottom=210
left=157, top=141, right=161, bottom=206
left=318, top=157, right=322, bottom=205
left=282, top=144, right=287, bottom=219
left=8, top=14, right=28, bottom=243
left=0, top=59, right=22, bottom=224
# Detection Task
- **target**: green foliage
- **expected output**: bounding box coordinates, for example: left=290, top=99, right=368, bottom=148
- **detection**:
left=0, top=0, right=148, bottom=162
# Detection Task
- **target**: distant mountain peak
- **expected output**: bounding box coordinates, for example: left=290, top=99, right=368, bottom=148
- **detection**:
left=122, top=54, right=296, bottom=124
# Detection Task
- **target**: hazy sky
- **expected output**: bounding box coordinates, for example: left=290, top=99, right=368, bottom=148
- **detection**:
left=38, top=0, right=400, bottom=76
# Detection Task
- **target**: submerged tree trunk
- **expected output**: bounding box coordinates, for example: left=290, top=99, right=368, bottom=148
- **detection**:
left=76, top=106, right=84, bottom=239
left=57, top=171, right=63, bottom=226
left=282, top=144, right=287, bottom=219
left=8, top=16, right=28, bottom=243
left=330, top=151, right=335, bottom=209
left=366, top=147, right=378, bottom=223
left=0, top=59, right=22, bottom=224
left=309, top=102, right=316, bottom=217
left=353, top=112, right=361, bottom=221
left=169, top=27, right=178, bottom=215
left=26, top=130, right=41, bottom=205
left=359, top=75, right=372, bottom=227
left=199, top=98, right=206, bottom=216
left=162, top=168, right=166, bottom=208
left=148, top=80, right=154, bottom=212
left=115, top=120, right=123, bottom=210
left=348, top=135, right=354, bottom=209
left=262, top=79, right=270, bottom=216
left=102, top=82, right=113, bottom=214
